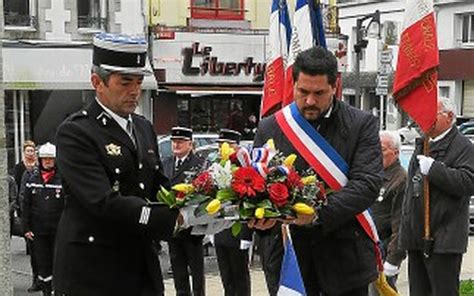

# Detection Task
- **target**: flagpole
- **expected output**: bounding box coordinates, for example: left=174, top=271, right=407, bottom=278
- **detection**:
left=423, top=137, right=434, bottom=257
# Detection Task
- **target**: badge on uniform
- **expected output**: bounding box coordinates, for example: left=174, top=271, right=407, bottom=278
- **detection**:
left=112, top=180, right=120, bottom=192
left=106, top=143, right=122, bottom=156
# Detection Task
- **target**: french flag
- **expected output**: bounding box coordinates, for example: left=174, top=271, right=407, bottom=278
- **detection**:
left=277, top=226, right=306, bottom=296
left=261, top=0, right=292, bottom=118
left=282, top=0, right=323, bottom=107
left=393, top=0, right=438, bottom=133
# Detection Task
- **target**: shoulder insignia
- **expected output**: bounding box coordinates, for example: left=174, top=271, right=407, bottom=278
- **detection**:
left=68, top=110, right=88, bottom=121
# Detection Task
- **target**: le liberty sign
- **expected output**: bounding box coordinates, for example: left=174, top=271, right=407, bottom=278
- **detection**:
left=181, top=42, right=266, bottom=82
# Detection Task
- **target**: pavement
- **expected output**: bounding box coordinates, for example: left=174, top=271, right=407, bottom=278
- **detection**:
left=10, top=236, right=474, bottom=296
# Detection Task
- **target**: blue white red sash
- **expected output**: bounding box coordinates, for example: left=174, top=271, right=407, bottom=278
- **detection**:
left=275, top=102, right=383, bottom=270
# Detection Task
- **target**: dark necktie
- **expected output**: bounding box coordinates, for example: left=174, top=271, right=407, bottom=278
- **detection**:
left=175, top=159, right=183, bottom=171
left=126, top=119, right=136, bottom=146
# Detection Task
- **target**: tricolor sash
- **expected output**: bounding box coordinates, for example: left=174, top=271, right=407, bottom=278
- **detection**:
left=275, top=102, right=383, bottom=271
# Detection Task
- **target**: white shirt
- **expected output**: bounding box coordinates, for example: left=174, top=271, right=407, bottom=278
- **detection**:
left=96, top=98, right=134, bottom=138
left=430, top=126, right=453, bottom=143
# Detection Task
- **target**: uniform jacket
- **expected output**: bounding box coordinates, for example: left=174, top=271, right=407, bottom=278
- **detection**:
left=399, top=127, right=474, bottom=254
left=162, top=152, right=203, bottom=186
left=53, top=100, right=178, bottom=296
left=22, top=168, right=65, bottom=235
left=370, top=160, right=407, bottom=266
left=163, top=152, right=204, bottom=241
left=254, top=99, right=383, bottom=295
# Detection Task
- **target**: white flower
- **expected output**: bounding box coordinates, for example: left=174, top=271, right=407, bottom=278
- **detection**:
left=210, top=161, right=233, bottom=189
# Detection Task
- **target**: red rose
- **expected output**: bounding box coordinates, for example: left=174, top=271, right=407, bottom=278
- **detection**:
left=286, top=170, right=303, bottom=190
left=192, top=171, right=213, bottom=194
left=268, top=182, right=289, bottom=208
left=232, top=167, right=266, bottom=198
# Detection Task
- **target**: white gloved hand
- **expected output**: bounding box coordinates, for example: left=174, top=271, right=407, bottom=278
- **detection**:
left=190, top=219, right=233, bottom=235
left=239, top=240, right=253, bottom=250
left=417, top=155, right=434, bottom=175
left=179, top=205, right=217, bottom=229
left=383, top=261, right=400, bottom=277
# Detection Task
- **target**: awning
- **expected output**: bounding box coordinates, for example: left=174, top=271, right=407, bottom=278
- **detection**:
left=3, top=47, right=157, bottom=90
left=439, top=49, right=474, bottom=80
left=160, top=84, right=263, bottom=95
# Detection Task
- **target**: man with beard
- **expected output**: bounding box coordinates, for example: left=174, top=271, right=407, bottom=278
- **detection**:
left=250, top=47, right=383, bottom=296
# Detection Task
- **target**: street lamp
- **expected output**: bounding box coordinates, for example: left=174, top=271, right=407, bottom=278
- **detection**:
left=353, top=10, right=380, bottom=109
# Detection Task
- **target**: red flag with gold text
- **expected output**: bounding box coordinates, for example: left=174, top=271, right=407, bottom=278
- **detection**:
left=393, top=0, right=438, bottom=133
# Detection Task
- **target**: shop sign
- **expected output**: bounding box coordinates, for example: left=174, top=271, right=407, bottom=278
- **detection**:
left=153, top=32, right=266, bottom=84
left=181, top=42, right=265, bottom=82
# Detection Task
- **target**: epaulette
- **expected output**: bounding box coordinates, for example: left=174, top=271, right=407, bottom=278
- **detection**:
left=68, top=110, right=89, bottom=121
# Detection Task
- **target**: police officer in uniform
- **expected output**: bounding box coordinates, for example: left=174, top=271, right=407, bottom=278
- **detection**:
left=214, top=129, right=253, bottom=296
left=23, top=142, right=63, bottom=296
left=162, top=127, right=205, bottom=296
left=53, top=33, right=180, bottom=296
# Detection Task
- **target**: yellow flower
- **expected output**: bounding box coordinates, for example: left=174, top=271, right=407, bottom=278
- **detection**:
left=171, top=184, right=194, bottom=194
left=266, top=139, right=275, bottom=150
left=206, top=199, right=221, bottom=215
left=292, top=203, right=315, bottom=215
left=301, top=176, right=316, bottom=185
left=284, top=154, right=297, bottom=168
left=255, top=207, right=265, bottom=219
left=220, top=142, right=235, bottom=161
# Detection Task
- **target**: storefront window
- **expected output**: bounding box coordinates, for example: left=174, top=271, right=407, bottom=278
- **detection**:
left=172, top=95, right=260, bottom=134
left=4, top=90, right=92, bottom=173
left=190, top=0, right=244, bottom=20
left=4, top=91, right=33, bottom=172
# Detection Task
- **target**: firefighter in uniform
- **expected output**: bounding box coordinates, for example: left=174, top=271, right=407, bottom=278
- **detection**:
left=23, top=142, right=64, bottom=296
left=162, top=127, right=205, bottom=296
left=214, top=129, right=253, bottom=296
left=53, top=33, right=181, bottom=296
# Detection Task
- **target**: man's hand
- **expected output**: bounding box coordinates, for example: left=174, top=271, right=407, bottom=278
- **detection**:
left=291, top=213, right=316, bottom=226
left=248, top=218, right=277, bottom=230
left=417, top=155, right=434, bottom=175
left=25, top=231, right=34, bottom=241
left=383, top=261, right=400, bottom=277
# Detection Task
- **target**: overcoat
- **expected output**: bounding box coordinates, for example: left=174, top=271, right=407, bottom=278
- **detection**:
left=53, top=100, right=178, bottom=296
left=254, top=99, right=383, bottom=295
left=399, top=127, right=474, bottom=254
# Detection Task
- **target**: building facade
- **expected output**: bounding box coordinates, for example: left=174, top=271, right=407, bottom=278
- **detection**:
left=149, top=0, right=275, bottom=136
left=337, top=0, right=474, bottom=130
left=3, top=0, right=154, bottom=170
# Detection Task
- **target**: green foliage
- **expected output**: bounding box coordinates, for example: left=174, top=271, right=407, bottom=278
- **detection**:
left=460, top=279, right=474, bottom=296
left=231, top=222, right=242, bottom=237
left=216, top=188, right=237, bottom=202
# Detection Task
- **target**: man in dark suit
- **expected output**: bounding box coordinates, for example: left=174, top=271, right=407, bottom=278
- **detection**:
left=53, top=33, right=181, bottom=296
left=162, top=127, right=205, bottom=296
left=250, top=47, right=383, bottom=296
left=214, top=129, right=253, bottom=296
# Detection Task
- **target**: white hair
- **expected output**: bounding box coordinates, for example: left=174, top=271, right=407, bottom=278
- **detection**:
left=439, top=96, right=457, bottom=125
left=379, top=130, right=401, bottom=151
